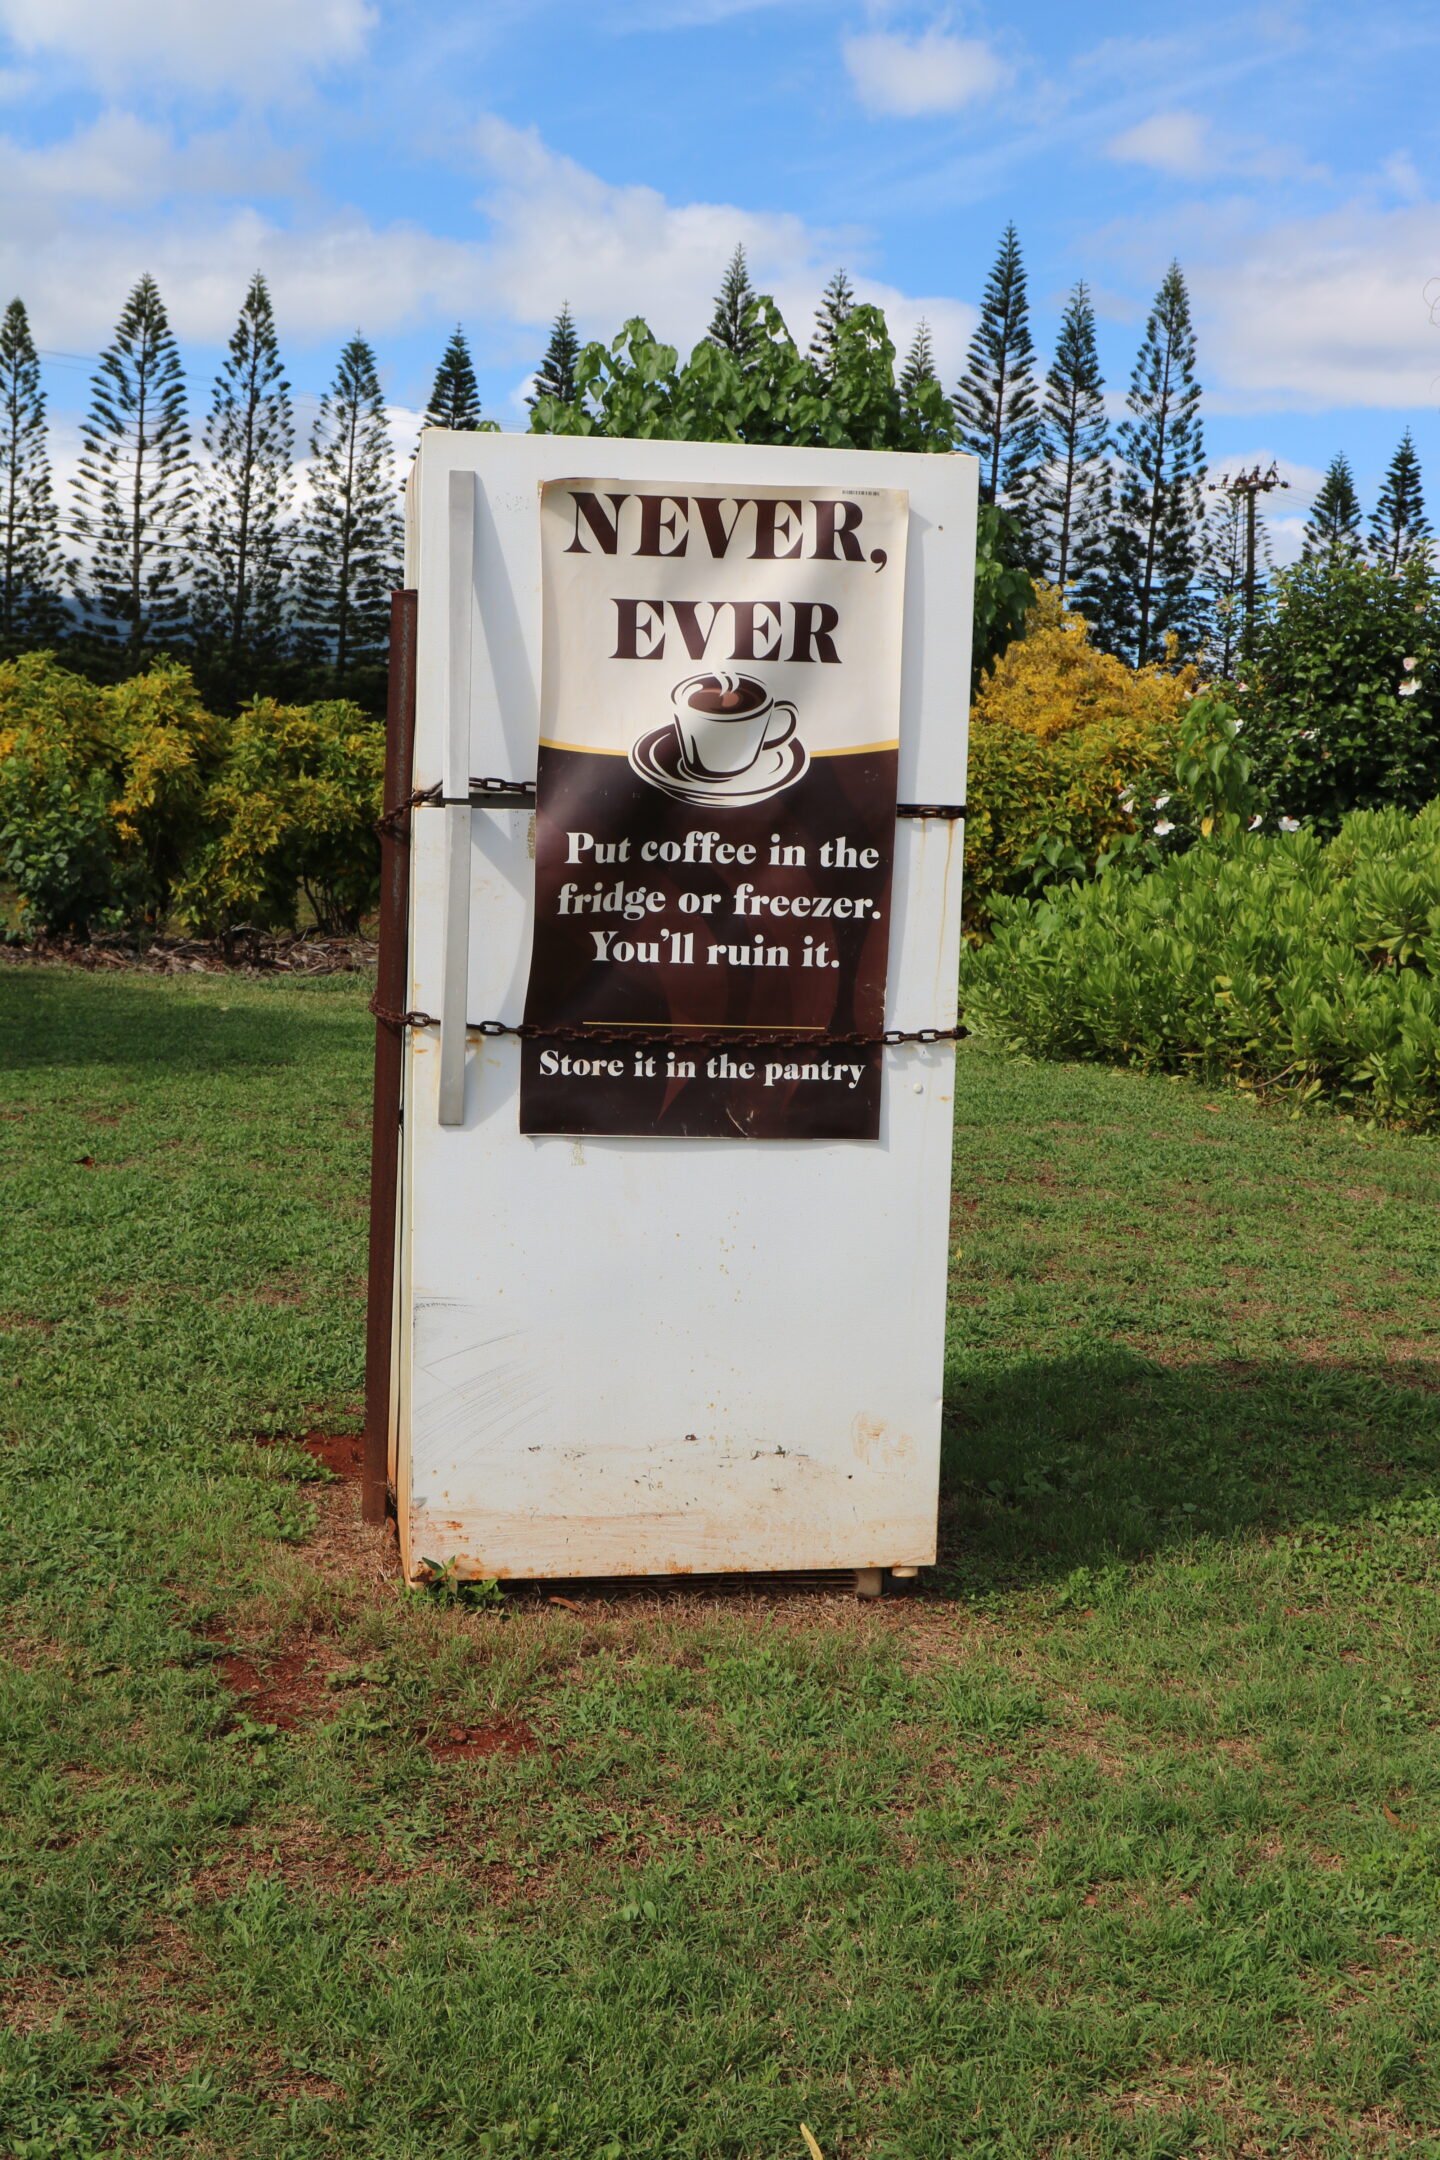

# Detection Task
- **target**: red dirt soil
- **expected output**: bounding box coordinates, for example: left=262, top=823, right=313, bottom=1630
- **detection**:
left=216, top=1649, right=334, bottom=1731
left=429, top=1721, right=539, bottom=1761
left=296, top=1430, right=365, bottom=1480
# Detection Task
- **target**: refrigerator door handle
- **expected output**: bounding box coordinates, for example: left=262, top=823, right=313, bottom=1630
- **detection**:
left=438, top=470, right=474, bottom=1128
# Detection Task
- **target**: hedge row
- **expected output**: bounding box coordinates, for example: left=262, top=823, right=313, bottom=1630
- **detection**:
left=963, top=803, right=1440, bottom=1130
left=0, top=654, right=384, bottom=937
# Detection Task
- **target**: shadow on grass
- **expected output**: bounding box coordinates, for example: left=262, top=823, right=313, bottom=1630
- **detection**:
left=0, top=969, right=369, bottom=1074
left=938, top=1346, right=1440, bottom=1595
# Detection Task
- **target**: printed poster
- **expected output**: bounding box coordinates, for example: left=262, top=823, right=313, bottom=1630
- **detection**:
left=520, top=478, right=908, bottom=1139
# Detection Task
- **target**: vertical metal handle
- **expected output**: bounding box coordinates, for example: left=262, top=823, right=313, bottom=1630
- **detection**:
left=438, top=471, right=475, bottom=1127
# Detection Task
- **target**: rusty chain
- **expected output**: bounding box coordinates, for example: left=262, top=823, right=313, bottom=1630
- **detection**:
left=370, top=999, right=962, bottom=1047
left=374, top=782, right=441, bottom=840
left=380, top=786, right=962, bottom=842
left=373, top=784, right=965, bottom=1039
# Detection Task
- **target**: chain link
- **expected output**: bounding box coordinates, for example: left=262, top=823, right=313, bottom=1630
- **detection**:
left=370, top=1001, right=961, bottom=1047
left=383, top=786, right=956, bottom=836
left=469, top=775, right=537, bottom=801
left=374, top=783, right=441, bottom=840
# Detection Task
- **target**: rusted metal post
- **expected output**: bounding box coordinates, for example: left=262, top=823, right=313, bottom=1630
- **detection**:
left=363, top=588, right=419, bottom=1523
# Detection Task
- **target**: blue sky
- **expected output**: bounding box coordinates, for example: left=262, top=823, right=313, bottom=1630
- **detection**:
left=3, top=0, right=1438, bottom=558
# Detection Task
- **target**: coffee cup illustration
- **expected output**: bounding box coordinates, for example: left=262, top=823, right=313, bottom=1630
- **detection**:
left=628, top=669, right=809, bottom=806
left=670, top=670, right=797, bottom=779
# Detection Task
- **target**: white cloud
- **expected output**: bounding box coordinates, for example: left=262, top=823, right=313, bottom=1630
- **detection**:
left=0, top=0, right=375, bottom=93
left=1, top=108, right=975, bottom=397
left=843, top=28, right=1009, bottom=118
left=0, top=111, right=476, bottom=344
left=470, top=114, right=836, bottom=338
left=1190, top=199, right=1440, bottom=411
left=471, top=117, right=977, bottom=373
left=1382, top=150, right=1424, bottom=205
left=1, top=208, right=490, bottom=351
left=1105, top=107, right=1320, bottom=185
left=1107, top=110, right=1213, bottom=177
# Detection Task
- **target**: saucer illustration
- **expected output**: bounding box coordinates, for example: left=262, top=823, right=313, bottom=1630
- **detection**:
left=629, top=723, right=809, bottom=807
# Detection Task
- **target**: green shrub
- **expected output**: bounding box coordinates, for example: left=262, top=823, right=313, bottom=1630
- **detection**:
left=174, top=696, right=384, bottom=934
left=1237, top=553, right=1440, bottom=829
left=960, top=594, right=1245, bottom=932
left=963, top=802, right=1440, bottom=1128
left=0, top=740, right=118, bottom=935
left=0, top=653, right=383, bottom=938
left=0, top=655, right=116, bottom=933
left=964, top=712, right=1162, bottom=932
left=0, top=652, right=220, bottom=934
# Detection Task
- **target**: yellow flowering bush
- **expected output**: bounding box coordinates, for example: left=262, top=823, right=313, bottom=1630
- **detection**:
left=972, top=587, right=1199, bottom=741
left=174, top=697, right=384, bottom=935
left=0, top=652, right=383, bottom=937
left=964, top=590, right=1198, bottom=932
left=0, top=654, right=222, bottom=932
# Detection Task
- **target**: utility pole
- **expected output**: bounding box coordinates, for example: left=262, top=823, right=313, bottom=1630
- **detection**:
left=1209, top=462, right=1288, bottom=653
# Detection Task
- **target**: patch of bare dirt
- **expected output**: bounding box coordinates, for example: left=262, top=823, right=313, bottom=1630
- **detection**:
left=301, top=1473, right=400, bottom=1596
left=2, top=1634, right=70, bottom=1670
left=429, top=1719, right=539, bottom=1761
left=214, top=1646, right=335, bottom=1731
left=297, top=1428, right=368, bottom=1480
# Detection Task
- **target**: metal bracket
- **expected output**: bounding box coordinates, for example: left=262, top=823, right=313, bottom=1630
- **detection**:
left=438, top=471, right=475, bottom=1128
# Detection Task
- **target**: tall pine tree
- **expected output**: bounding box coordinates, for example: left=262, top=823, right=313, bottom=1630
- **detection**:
left=190, top=272, right=294, bottom=700
left=1107, top=262, right=1205, bottom=665
left=1199, top=483, right=1269, bottom=679
left=1032, top=281, right=1108, bottom=603
left=72, top=274, right=194, bottom=670
left=1369, top=431, right=1430, bottom=571
left=424, top=326, right=484, bottom=430
left=894, top=320, right=954, bottom=451
left=808, top=270, right=856, bottom=388
left=708, top=247, right=762, bottom=369
left=954, top=225, right=1045, bottom=539
left=297, top=335, right=400, bottom=696
left=1302, top=455, right=1363, bottom=559
left=528, top=304, right=580, bottom=409
left=898, top=320, right=935, bottom=406
left=0, top=297, right=65, bottom=656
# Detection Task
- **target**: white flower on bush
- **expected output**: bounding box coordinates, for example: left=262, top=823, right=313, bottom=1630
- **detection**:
left=1118, top=790, right=1135, bottom=811
left=1298, top=728, right=1316, bottom=740
left=1403, top=656, right=1417, bottom=668
left=1278, top=816, right=1301, bottom=832
left=1153, top=818, right=1175, bottom=836
left=1399, top=679, right=1419, bottom=697
left=1153, top=793, right=1171, bottom=809
left=1249, top=815, right=1263, bottom=830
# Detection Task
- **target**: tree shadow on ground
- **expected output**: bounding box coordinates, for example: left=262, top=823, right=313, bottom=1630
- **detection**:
left=937, top=1346, right=1440, bottom=1596
left=0, top=969, right=366, bottom=1074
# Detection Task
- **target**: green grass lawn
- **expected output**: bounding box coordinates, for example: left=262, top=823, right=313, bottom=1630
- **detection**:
left=2, top=964, right=1438, bottom=2160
